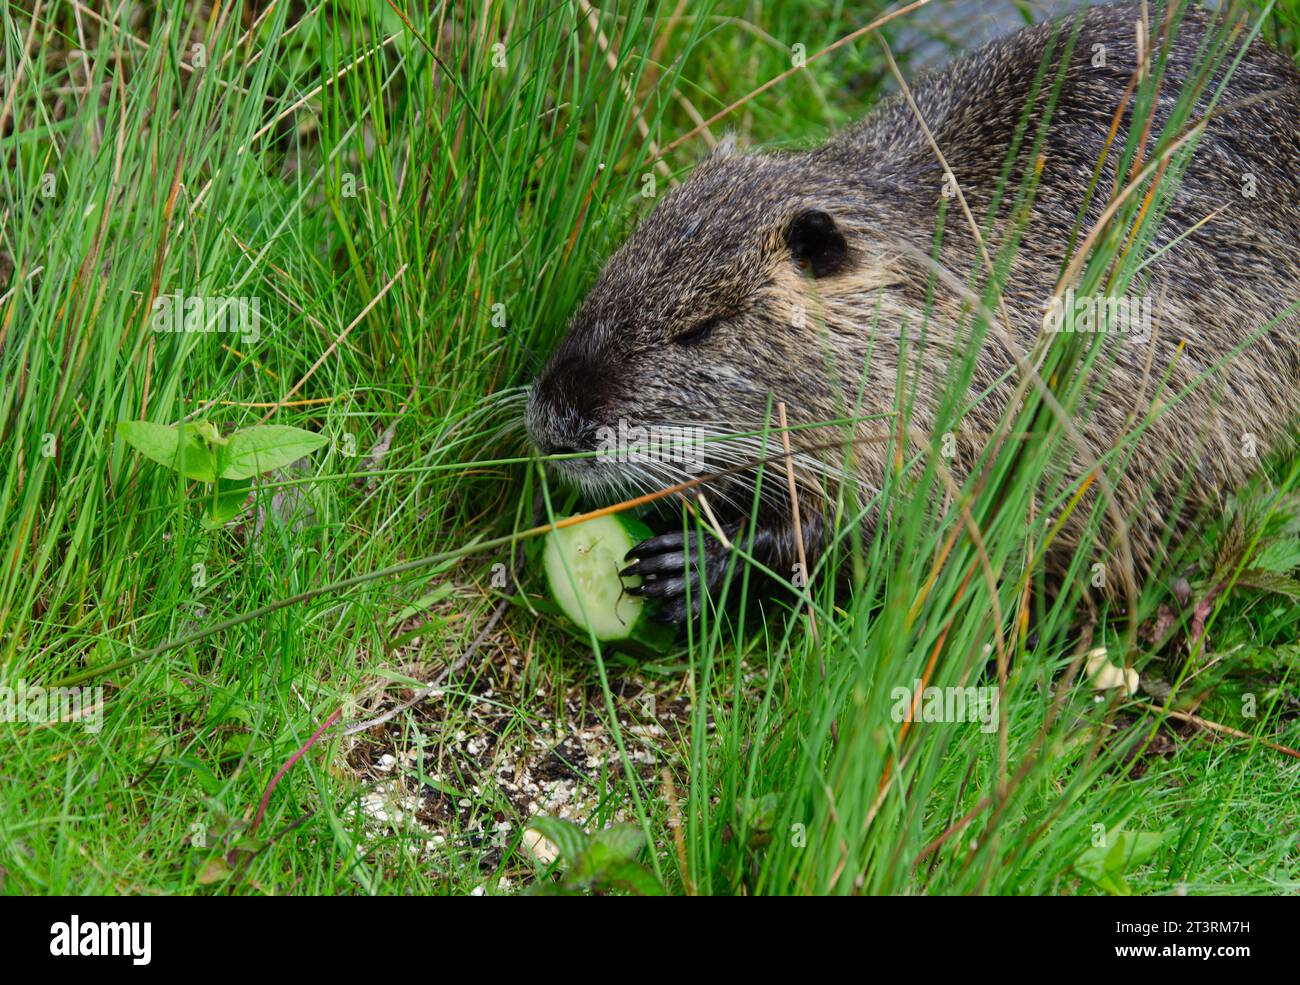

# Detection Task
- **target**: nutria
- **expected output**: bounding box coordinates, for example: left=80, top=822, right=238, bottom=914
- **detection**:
left=526, top=2, right=1300, bottom=622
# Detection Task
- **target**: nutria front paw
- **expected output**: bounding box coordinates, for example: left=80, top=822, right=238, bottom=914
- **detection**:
left=621, top=527, right=736, bottom=624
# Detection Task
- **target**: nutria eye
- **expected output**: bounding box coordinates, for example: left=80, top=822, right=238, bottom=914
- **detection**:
left=675, top=317, right=719, bottom=346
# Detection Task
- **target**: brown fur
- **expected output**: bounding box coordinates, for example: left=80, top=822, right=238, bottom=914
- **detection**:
left=527, top=2, right=1300, bottom=620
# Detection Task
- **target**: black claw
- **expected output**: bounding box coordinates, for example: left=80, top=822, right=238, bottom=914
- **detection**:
left=635, top=575, right=690, bottom=599
left=621, top=551, right=687, bottom=578
left=624, top=530, right=701, bottom=562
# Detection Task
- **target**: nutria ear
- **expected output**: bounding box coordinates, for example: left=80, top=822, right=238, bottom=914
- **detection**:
left=784, top=209, right=849, bottom=278
left=697, top=134, right=739, bottom=171
left=712, top=133, right=738, bottom=158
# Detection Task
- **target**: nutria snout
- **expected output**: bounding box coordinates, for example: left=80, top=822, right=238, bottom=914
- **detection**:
left=527, top=2, right=1300, bottom=622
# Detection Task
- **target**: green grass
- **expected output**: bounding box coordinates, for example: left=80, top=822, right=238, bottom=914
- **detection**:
left=1, top=0, right=1297, bottom=895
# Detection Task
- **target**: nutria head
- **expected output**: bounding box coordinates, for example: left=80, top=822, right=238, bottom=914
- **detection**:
left=525, top=142, right=884, bottom=500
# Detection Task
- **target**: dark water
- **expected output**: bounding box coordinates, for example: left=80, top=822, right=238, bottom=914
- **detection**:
left=894, top=0, right=1086, bottom=68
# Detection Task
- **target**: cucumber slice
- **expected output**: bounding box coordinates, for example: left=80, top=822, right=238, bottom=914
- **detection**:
left=543, top=513, right=669, bottom=649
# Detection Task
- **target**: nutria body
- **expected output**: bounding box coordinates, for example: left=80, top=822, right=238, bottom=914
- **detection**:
left=527, top=2, right=1300, bottom=621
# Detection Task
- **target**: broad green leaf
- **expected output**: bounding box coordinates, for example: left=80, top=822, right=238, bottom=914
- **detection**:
left=219, top=425, right=330, bottom=479
left=1251, top=538, right=1300, bottom=573
left=745, top=792, right=780, bottom=833
left=1073, top=844, right=1123, bottom=894
left=1073, top=828, right=1168, bottom=896
left=117, top=421, right=217, bottom=481
left=1110, top=829, right=1167, bottom=870
left=1234, top=567, right=1300, bottom=601
left=571, top=826, right=646, bottom=885
left=564, top=827, right=659, bottom=893
left=587, top=824, right=645, bottom=864
left=202, top=477, right=253, bottom=528
left=601, top=861, right=666, bottom=896
left=525, top=816, right=588, bottom=865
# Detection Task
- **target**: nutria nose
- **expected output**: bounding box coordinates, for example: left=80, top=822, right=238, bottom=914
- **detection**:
left=532, top=430, right=593, bottom=460
left=525, top=381, right=593, bottom=458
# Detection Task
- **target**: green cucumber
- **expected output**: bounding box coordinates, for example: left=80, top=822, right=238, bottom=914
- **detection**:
left=542, top=513, right=671, bottom=651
